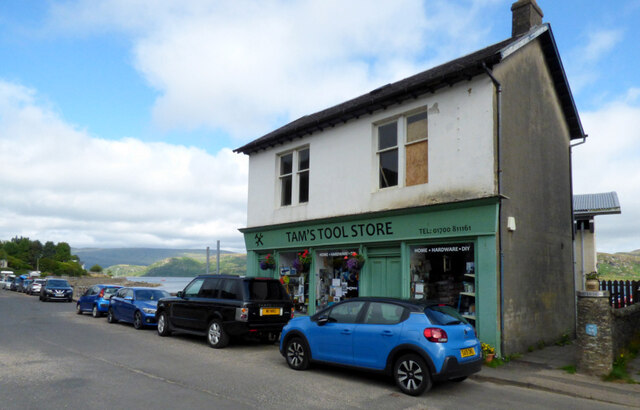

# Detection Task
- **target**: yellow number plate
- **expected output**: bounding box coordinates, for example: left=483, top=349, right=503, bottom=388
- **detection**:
left=261, top=308, right=281, bottom=316
left=460, top=347, right=476, bottom=358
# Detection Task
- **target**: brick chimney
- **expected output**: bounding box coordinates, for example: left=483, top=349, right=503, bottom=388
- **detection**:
left=511, top=0, right=543, bottom=37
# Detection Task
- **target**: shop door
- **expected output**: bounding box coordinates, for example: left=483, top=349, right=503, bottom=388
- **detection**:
left=368, top=257, right=402, bottom=298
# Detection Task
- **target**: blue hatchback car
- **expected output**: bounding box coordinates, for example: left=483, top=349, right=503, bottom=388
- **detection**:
left=280, top=297, right=482, bottom=396
left=76, top=284, right=123, bottom=317
left=107, top=287, right=171, bottom=329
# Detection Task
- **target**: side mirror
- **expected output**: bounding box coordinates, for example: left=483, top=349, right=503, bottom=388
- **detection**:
left=316, top=315, right=330, bottom=326
left=176, top=291, right=184, bottom=298
left=125, top=296, right=133, bottom=301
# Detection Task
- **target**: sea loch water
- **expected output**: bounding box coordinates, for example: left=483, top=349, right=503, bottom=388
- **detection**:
left=127, top=276, right=194, bottom=294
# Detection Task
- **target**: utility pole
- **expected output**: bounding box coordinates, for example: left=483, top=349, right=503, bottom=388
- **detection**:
left=216, top=240, right=220, bottom=275
left=206, top=247, right=210, bottom=275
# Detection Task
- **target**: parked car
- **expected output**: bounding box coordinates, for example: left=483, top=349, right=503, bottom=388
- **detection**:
left=26, top=279, right=46, bottom=295
left=9, top=277, right=19, bottom=291
left=279, top=297, right=483, bottom=396
left=155, top=275, right=294, bottom=348
left=39, top=278, right=73, bottom=302
left=1, top=275, right=15, bottom=290
left=107, top=287, right=171, bottom=329
left=76, top=284, right=123, bottom=317
left=20, top=279, right=33, bottom=293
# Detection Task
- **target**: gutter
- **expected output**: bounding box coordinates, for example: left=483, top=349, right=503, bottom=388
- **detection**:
left=482, top=63, right=505, bottom=356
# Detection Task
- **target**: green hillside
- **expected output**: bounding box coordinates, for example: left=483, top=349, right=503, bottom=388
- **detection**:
left=597, top=251, right=640, bottom=281
left=105, top=253, right=247, bottom=277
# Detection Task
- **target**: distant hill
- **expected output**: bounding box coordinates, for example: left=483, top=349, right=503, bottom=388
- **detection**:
left=72, top=247, right=233, bottom=270
left=103, top=253, right=247, bottom=278
left=597, top=251, right=640, bottom=280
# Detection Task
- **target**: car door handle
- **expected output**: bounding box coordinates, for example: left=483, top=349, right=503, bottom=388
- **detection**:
left=381, top=330, right=393, bottom=337
left=340, top=329, right=352, bottom=335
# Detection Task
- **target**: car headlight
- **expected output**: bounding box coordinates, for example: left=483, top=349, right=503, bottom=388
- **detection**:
left=46, top=289, right=53, bottom=294
left=142, top=308, right=156, bottom=314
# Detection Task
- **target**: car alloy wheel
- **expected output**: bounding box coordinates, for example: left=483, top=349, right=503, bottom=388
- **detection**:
left=285, top=337, right=309, bottom=370
left=92, top=305, right=101, bottom=318
left=107, top=308, right=116, bottom=324
left=157, top=312, right=171, bottom=337
left=206, top=320, right=229, bottom=349
left=394, top=354, right=432, bottom=396
left=76, top=304, right=83, bottom=315
left=133, top=311, right=143, bottom=329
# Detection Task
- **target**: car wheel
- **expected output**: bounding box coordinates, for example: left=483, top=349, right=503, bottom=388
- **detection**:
left=92, top=305, right=101, bottom=318
left=76, top=304, right=83, bottom=315
left=157, top=312, right=172, bottom=337
left=285, top=337, right=310, bottom=370
left=450, top=376, right=467, bottom=382
left=260, top=332, right=280, bottom=344
left=107, top=308, right=116, bottom=324
left=133, top=311, right=143, bottom=329
left=206, top=320, right=229, bottom=349
left=394, top=354, right=432, bottom=396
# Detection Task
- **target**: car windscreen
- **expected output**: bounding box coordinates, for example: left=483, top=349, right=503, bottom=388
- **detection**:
left=424, top=305, right=469, bottom=325
left=47, top=280, right=70, bottom=287
left=248, top=280, right=289, bottom=301
left=135, top=289, right=170, bottom=301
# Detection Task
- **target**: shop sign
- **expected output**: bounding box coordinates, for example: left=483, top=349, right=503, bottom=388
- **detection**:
left=286, top=222, right=393, bottom=244
left=413, top=244, right=472, bottom=254
left=243, top=201, right=498, bottom=250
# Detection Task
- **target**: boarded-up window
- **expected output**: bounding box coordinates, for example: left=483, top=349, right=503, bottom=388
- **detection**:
left=405, top=112, right=428, bottom=186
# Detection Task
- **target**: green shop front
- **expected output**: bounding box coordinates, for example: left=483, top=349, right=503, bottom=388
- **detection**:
left=240, top=198, right=500, bottom=348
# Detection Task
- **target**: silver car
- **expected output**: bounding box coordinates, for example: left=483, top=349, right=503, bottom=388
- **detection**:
left=27, top=279, right=46, bottom=295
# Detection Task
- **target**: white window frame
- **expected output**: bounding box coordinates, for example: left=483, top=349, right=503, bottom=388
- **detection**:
left=373, top=107, right=428, bottom=191
left=277, top=146, right=309, bottom=207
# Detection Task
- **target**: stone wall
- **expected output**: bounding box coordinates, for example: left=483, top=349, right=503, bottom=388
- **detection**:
left=577, top=291, right=640, bottom=376
left=576, top=291, right=613, bottom=376
left=612, top=302, right=640, bottom=355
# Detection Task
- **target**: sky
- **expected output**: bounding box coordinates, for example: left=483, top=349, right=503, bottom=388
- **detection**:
left=0, top=0, right=639, bottom=253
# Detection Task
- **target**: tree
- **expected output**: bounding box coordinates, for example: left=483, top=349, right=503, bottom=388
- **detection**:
left=55, top=242, right=72, bottom=262
left=90, top=264, right=103, bottom=273
left=43, top=241, right=56, bottom=259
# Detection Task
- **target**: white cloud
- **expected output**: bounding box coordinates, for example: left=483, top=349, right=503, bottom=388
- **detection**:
left=47, top=0, right=505, bottom=140
left=0, top=80, right=248, bottom=250
left=566, top=28, right=624, bottom=93
left=572, top=90, right=640, bottom=253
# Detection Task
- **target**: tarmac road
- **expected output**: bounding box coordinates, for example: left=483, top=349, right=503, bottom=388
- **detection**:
left=0, top=290, right=630, bottom=410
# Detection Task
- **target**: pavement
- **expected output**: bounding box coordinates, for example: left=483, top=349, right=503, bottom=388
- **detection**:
left=472, top=344, right=640, bottom=408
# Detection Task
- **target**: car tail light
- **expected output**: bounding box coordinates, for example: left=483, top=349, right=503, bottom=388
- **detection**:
left=424, top=328, right=448, bottom=343
left=236, top=307, right=248, bottom=321
left=290, top=307, right=295, bottom=319
left=98, top=289, right=105, bottom=298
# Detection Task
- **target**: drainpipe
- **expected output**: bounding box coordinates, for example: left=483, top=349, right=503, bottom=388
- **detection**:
left=483, top=63, right=504, bottom=355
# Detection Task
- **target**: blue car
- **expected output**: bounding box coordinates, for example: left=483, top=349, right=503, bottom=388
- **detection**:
left=107, top=287, right=170, bottom=329
left=76, top=284, right=123, bottom=317
left=280, top=297, right=482, bottom=396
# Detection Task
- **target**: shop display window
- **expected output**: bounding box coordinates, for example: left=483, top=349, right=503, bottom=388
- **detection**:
left=315, top=250, right=360, bottom=311
left=278, top=251, right=310, bottom=314
left=409, top=243, right=476, bottom=321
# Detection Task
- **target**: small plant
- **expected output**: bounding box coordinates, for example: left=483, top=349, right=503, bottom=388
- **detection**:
left=293, top=249, right=312, bottom=272
left=259, top=254, right=276, bottom=270
left=344, top=252, right=365, bottom=272
left=481, top=343, right=495, bottom=358
left=585, top=271, right=600, bottom=280
left=555, top=333, right=572, bottom=346
left=527, top=345, right=535, bottom=352
left=536, top=339, right=546, bottom=350
left=560, top=365, right=576, bottom=374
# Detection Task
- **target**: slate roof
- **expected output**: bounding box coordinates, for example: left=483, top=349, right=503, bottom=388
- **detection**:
left=235, top=24, right=585, bottom=155
left=573, top=192, right=621, bottom=217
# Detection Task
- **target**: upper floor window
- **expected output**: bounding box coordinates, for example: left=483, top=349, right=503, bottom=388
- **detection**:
left=376, top=110, right=428, bottom=189
left=279, top=147, right=310, bottom=206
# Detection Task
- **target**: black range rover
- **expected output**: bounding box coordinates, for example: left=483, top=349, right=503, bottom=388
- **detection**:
left=156, top=275, right=293, bottom=348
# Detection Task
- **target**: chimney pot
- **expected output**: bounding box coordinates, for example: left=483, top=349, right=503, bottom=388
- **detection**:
left=511, top=0, right=543, bottom=37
